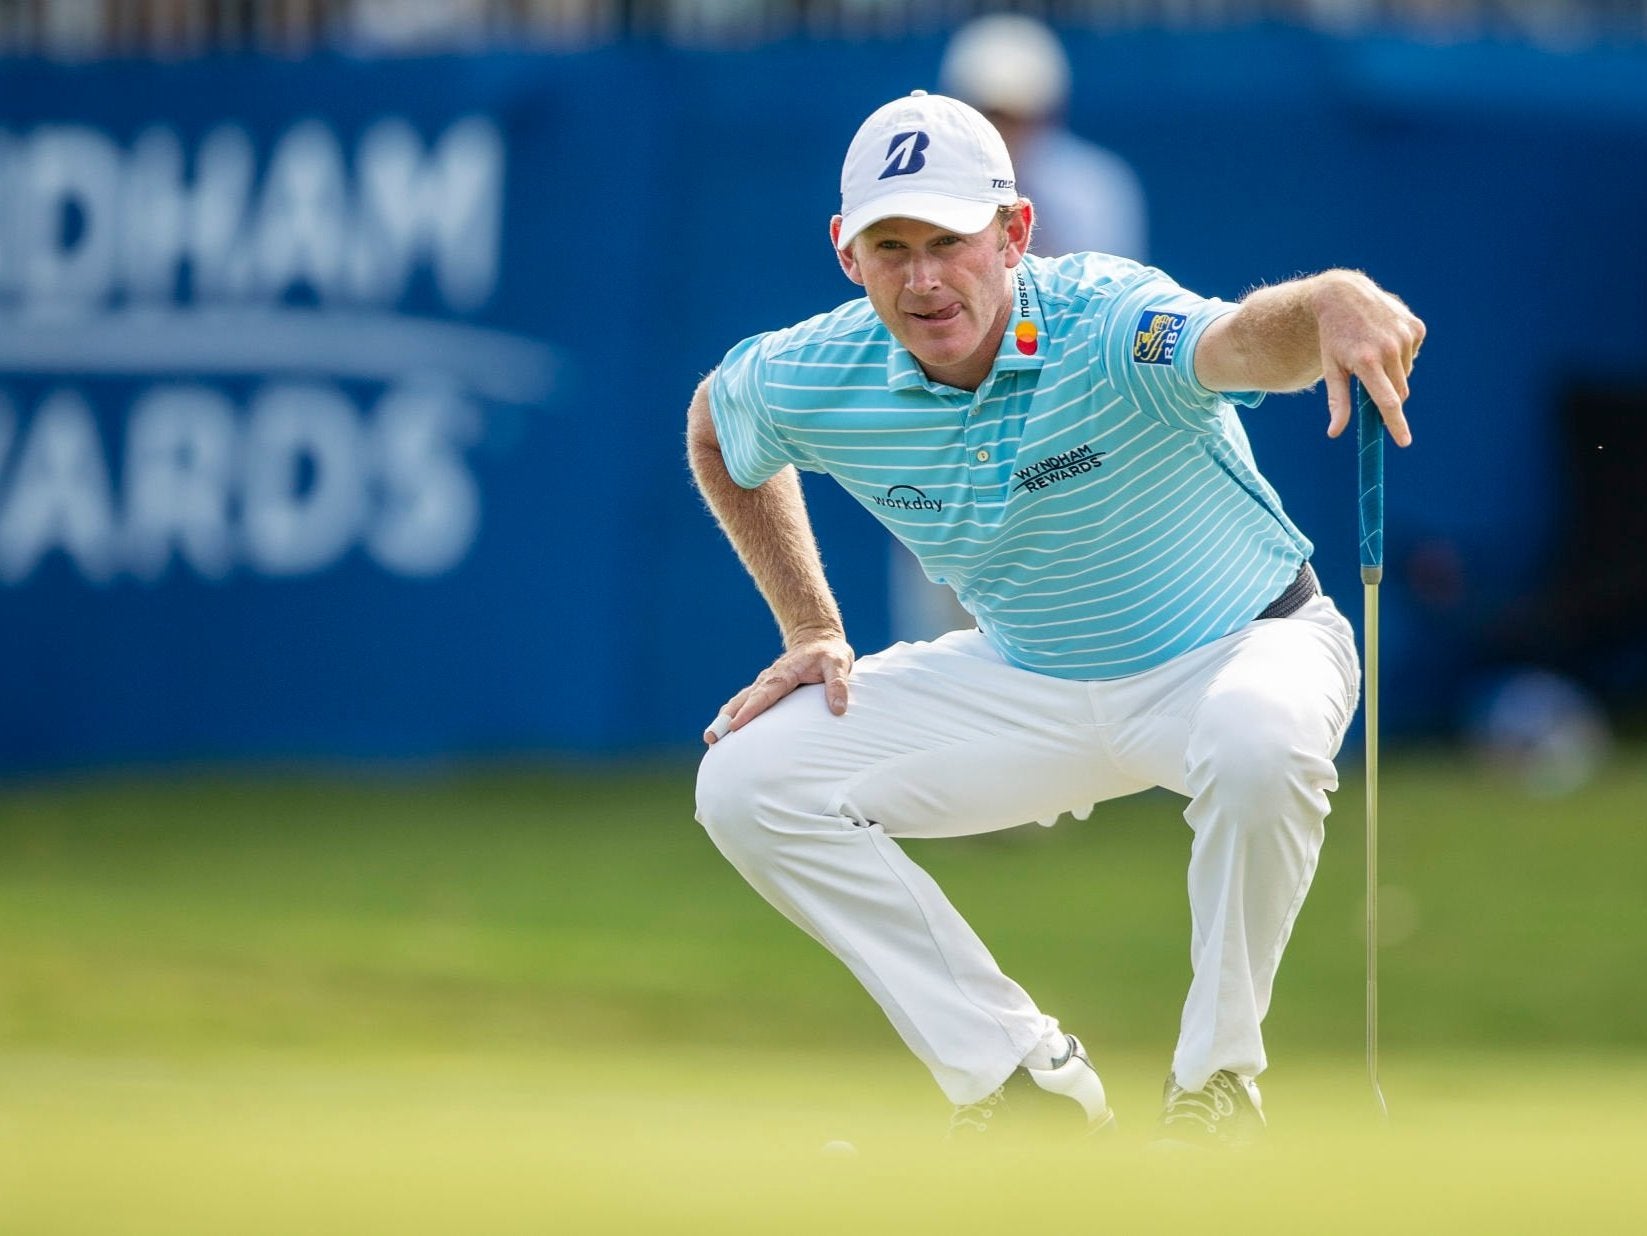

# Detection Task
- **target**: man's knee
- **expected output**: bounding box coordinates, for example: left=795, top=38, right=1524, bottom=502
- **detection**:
left=696, top=742, right=760, bottom=852
left=695, top=736, right=834, bottom=864
left=1187, top=691, right=1337, bottom=810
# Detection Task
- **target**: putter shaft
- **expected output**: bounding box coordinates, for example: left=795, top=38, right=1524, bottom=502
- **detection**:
left=1356, top=376, right=1389, bottom=1121
left=1363, top=568, right=1388, bottom=1120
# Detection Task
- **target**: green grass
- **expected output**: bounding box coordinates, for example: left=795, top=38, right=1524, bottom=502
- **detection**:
left=4, top=750, right=1642, bottom=1057
left=2, top=749, right=1645, bottom=1231
left=2, top=1047, right=1643, bottom=1233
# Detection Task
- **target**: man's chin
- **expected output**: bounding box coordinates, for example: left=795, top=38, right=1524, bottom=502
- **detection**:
left=903, top=337, right=974, bottom=372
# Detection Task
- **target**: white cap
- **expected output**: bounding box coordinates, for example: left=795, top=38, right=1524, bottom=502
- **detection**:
left=939, top=14, right=1072, bottom=120
left=836, top=90, right=1018, bottom=251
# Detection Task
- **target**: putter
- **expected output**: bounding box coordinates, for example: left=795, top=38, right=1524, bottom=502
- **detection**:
left=1355, top=378, right=1390, bottom=1120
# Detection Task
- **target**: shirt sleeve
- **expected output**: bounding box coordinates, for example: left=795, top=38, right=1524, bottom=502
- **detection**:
left=706, top=331, right=805, bottom=490
left=1099, top=268, right=1264, bottom=433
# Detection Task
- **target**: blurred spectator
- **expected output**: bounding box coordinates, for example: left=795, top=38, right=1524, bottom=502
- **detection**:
left=939, top=13, right=1148, bottom=262
left=347, top=0, right=494, bottom=51
left=6, top=1, right=1640, bottom=59
left=1464, top=668, right=1612, bottom=797
left=32, top=0, right=102, bottom=55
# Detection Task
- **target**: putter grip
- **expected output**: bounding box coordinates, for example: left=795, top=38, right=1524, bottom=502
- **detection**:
left=1355, top=378, right=1385, bottom=580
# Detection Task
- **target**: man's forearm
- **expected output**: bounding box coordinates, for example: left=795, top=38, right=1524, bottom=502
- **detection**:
left=1196, top=269, right=1387, bottom=394
left=1195, top=267, right=1423, bottom=444
left=687, top=400, right=844, bottom=647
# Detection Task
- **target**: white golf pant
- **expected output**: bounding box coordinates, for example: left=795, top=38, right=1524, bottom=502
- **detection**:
left=695, top=596, right=1360, bottom=1104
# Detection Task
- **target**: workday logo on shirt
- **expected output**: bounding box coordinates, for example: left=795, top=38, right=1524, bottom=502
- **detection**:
left=872, top=484, right=943, bottom=511
left=879, top=131, right=930, bottom=179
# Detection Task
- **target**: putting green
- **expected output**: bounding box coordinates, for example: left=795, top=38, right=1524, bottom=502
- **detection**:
left=3, top=756, right=1644, bottom=1230
left=3, top=1046, right=1641, bottom=1233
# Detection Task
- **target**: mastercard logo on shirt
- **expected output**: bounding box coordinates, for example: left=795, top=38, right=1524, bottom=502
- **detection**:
left=1014, top=320, right=1039, bottom=356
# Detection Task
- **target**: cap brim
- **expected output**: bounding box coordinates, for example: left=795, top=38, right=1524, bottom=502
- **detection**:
left=836, top=193, right=1001, bottom=250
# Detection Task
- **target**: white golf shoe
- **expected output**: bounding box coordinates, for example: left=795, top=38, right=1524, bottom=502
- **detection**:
left=947, top=1033, right=1117, bottom=1139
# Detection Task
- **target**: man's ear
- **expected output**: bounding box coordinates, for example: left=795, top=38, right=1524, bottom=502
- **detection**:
left=1002, top=201, right=1034, bottom=269
left=830, top=216, right=865, bottom=286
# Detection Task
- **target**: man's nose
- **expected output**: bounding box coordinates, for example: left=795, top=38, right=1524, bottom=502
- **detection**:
left=905, top=253, right=941, bottom=292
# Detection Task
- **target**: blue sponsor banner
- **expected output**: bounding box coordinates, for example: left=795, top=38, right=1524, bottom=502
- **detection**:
left=0, top=54, right=663, bottom=765
left=4, top=34, right=1647, bottom=769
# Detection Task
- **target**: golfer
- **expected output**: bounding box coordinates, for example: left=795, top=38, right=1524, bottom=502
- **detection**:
left=689, top=90, right=1422, bottom=1145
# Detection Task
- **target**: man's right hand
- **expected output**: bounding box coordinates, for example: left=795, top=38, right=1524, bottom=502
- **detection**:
left=704, top=633, right=855, bottom=744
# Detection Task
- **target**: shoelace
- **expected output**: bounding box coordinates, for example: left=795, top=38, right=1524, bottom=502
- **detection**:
left=948, top=1086, right=1007, bottom=1135
left=1160, top=1076, right=1240, bottom=1135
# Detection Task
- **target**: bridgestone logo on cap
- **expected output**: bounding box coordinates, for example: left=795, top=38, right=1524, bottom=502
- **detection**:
left=879, top=131, right=930, bottom=179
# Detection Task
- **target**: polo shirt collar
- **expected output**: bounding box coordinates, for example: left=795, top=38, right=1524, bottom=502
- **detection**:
left=884, top=265, right=1049, bottom=393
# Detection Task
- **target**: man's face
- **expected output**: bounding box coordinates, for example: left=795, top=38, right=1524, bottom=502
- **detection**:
left=832, top=208, right=1031, bottom=392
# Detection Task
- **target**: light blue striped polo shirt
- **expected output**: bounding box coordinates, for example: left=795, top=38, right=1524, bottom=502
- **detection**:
left=708, top=252, right=1312, bottom=681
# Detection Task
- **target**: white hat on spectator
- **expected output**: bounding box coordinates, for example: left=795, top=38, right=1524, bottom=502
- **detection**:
left=940, top=14, right=1072, bottom=120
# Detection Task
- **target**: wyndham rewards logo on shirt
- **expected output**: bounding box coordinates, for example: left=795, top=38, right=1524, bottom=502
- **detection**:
left=1133, top=311, right=1187, bottom=365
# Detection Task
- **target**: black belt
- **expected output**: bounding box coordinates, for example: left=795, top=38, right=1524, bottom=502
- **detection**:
left=1256, top=561, right=1319, bottom=620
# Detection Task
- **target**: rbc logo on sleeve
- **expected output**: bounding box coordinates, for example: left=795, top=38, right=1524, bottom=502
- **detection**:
left=879, top=130, right=930, bottom=179
left=1133, top=311, right=1187, bottom=365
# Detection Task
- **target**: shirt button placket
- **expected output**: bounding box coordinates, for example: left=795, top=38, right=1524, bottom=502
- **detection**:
left=965, top=388, right=1006, bottom=500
